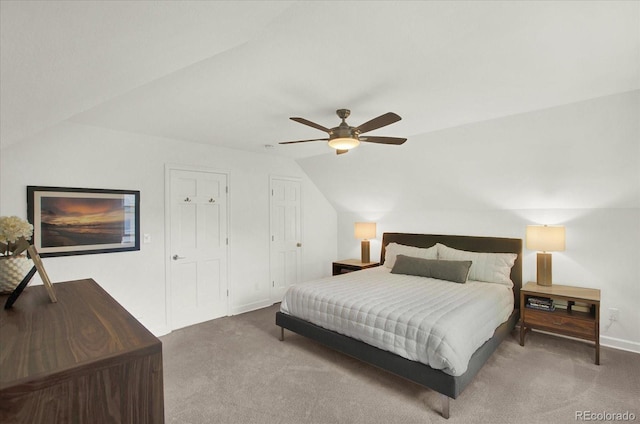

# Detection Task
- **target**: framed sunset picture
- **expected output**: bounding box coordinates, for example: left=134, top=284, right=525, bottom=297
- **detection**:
left=27, top=186, right=140, bottom=257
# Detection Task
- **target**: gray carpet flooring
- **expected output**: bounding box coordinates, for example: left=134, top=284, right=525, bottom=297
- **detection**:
left=161, top=304, right=639, bottom=424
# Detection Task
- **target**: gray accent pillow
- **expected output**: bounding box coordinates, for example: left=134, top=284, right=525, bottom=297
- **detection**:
left=390, top=255, right=472, bottom=284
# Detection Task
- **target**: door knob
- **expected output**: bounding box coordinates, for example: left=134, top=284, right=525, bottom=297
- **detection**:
left=172, top=254, right=186, bottom=260
left=296, top=243, right=302, bottom=247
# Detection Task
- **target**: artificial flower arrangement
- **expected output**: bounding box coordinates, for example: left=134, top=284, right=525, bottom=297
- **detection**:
left=0, top=215, right=33, bottom=256
left=0, top=216, right=35, bottom=293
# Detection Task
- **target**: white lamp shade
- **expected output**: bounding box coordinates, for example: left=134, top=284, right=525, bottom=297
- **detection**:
left=354, top=222, right=376, bottom=240
left=526, top=225, right=565, bottom=252
left=328, top=137, right=360, bottom=150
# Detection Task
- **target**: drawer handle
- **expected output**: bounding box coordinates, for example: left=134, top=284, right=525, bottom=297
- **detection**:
left=553, top=320, right=563, bottom=326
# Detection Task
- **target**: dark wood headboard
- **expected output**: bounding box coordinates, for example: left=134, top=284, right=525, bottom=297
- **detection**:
left=381, top=233, right=523, bottom=310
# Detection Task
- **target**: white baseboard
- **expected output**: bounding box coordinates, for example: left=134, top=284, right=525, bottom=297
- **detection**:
left=150, top=301, right=274, bottom=337
left=134, top=316, right=170, bottom=338
left=150, top=325, right=171, bottom=337
left=230, top=298, right=273, bottom=316
left=600, top=335, right=640, bottom=354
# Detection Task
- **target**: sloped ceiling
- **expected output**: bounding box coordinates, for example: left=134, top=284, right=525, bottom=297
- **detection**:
left=2, top=1, right=638, bottom=160
left=0, top=1, right=294, bottom=148
left=299, top=90, right=640, bottom=212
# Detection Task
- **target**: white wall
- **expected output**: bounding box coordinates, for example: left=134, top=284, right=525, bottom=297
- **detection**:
left=0, top=122, right=337, bottom=335
left=299, top=91, right=640, bottom=352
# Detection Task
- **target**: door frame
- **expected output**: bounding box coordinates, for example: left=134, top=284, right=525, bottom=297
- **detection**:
left=269, top=175, right=303, bottom=304
left=164, top=164, right=231, bottom=332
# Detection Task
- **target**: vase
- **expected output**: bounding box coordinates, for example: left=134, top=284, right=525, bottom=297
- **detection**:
left=0, top=255, right=34, bottom=294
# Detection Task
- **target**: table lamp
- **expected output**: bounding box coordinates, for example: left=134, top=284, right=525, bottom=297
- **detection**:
left=526, top=225, right=565, bottom=286
left=354, top=222, right=376, bottom=263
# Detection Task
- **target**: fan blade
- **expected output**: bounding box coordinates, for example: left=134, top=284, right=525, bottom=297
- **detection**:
left=356, top=112, right=401, bottom=134
left=290, top=117, right=331, bottom=133
left=360, top=136, right=407, bottom=145
left=336, top=149, right=349, bottom=155
left=279, top=138, right=329, bottom=144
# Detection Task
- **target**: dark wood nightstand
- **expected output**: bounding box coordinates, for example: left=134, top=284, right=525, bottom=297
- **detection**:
left=520, top=281, right=601, bottom=364
left=332, top=259, right=380, bottom=276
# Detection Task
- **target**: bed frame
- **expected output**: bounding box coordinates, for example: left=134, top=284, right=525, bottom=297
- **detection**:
left=275, top=233, right=522, bottom=419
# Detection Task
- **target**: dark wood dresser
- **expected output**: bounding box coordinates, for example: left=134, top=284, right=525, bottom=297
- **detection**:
left=0, top=279, right=164, bottom=423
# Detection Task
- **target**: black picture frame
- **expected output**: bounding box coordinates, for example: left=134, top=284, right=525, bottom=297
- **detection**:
left=27, top=186, right=140, bottom=258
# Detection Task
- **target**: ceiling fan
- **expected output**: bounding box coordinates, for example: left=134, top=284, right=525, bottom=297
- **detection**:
left=279, top=109, right=407, bottom=155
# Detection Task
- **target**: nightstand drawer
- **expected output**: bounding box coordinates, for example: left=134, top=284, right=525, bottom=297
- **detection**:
left=525, top=309, right=596, bottom=339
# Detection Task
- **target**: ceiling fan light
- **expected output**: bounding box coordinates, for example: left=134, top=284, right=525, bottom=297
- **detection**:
left=328, top=137, right=360, bottom=150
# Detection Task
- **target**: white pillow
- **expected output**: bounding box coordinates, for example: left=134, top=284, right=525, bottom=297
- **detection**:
left=436, top=243, right=517, bottom=287
left=384, top=242, right=438, bottom=269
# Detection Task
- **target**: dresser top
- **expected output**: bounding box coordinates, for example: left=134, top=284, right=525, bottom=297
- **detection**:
left=0, top=279, right=160, bottom=389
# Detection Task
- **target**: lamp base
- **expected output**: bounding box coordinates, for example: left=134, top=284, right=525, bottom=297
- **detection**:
left=536, top=252, right=553, bottom=286
left=361, top=240, right=370, bottom=263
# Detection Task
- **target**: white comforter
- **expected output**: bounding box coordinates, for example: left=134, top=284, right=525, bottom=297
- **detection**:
left=280, top=267, right=513, bottom=376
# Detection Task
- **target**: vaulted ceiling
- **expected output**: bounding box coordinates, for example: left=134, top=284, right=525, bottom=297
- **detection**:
left=2, top=1, right=638, bottom=160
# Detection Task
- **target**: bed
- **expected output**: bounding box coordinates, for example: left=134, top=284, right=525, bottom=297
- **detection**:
left=275, top=232, right=522, bottom=419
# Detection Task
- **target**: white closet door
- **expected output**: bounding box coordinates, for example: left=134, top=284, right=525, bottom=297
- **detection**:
left=270, top=177, right=301, bottom=303
left=169, top=169, right=228, bottom=330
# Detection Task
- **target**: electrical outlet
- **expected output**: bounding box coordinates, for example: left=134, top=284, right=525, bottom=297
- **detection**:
left=609, top=308, right=619, bottom=321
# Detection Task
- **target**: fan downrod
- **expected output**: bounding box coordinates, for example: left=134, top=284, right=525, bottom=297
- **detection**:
left=336, top=109, right=351, bottom=121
